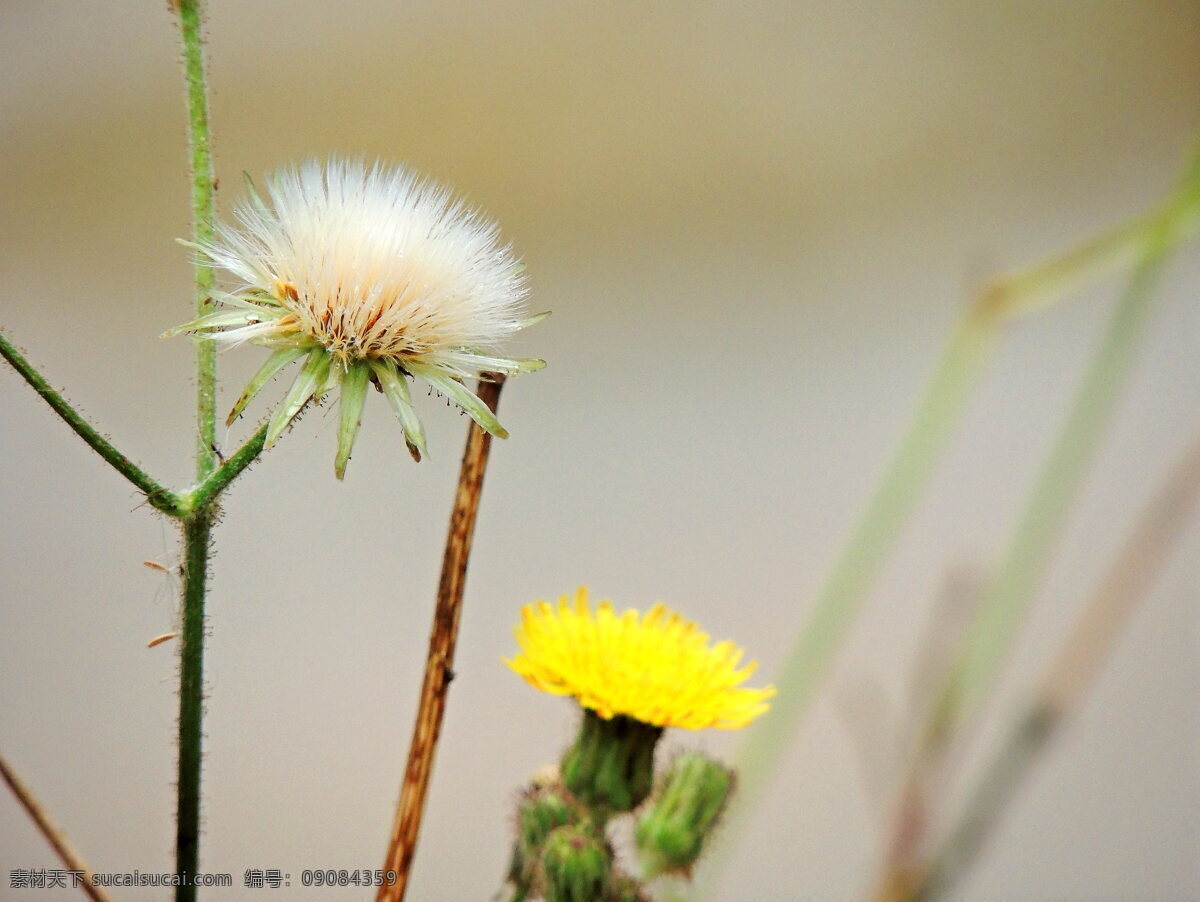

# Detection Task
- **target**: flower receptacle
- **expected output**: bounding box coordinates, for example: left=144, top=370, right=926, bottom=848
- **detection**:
left=561, top=710, right=663, bottom=814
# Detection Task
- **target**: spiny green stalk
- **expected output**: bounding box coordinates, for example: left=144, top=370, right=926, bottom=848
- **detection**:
left=0, top=330, right=262, bottom=516
left=704, top=140, right=1200, bottom=897
left=176, top=0, right=219, bottom=481
left=0, top=330, right=181, bottom=515
left=173, top=3, right=220, bottom=900
left=175, top=511, right=211, bottom=902
left=3, top=7, right=261, bottom=899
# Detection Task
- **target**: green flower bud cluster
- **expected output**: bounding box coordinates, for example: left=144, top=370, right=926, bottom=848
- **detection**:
left=509, top=785, right=579, bottom=889
left=506, top=782, right=631, bottom=902
left=501, top=713, right=735, bottom=901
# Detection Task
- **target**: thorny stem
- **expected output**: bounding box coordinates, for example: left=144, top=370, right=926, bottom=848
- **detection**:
left=0, top=330, right=181, bottom=515
left=0, top=751, right=116, bottom=902
left=3, top=7, right=261, bottom=899
left=0, top=329, right=262, bottom=517
left=175, top=511, right=212, bottom=902
left=377, top=376, right=507, bottom=902
left=888, top=437, right=1200, bottom=902
left=175, top=0, right=219, bottom=482
left=173, top=3, right=220, bottom=900
left=704, top=142, right=1200, bottom=897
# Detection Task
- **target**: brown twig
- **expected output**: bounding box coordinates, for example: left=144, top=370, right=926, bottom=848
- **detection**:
left=867, top=571, right=985, bottom=902
left=376, top=375, right=507, bottom=902
left=870, top=435, right=1200, bottom=902
left=0, top=751, right=115, bottom=902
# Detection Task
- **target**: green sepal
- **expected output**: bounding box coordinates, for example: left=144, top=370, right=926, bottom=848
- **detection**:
left=265, top=348, right=331, bottom=448
left=161, top=308, right=271, bottom=339
left=212, top=291, right=283, bottom=313
left=227, top=346, right=306, bottom=426
left=368, top=359, right=427, bottom=462
left=334, top=362, right=370, bottom=480
left=407, top=361, right=509, bottom=439
left=318, top=359, right=343, bottom=398
left=561, top=710, right=663, bottom=814
left=520, top=310, right=552, bottom=329
left=242, top=170, right=270, bottom=216
left=444, top=350, right=547, bottom=375
left=252, top=334, right=316, bottom=350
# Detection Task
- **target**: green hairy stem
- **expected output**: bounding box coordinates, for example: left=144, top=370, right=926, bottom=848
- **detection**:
left=0, top=331, right=181, bottom=516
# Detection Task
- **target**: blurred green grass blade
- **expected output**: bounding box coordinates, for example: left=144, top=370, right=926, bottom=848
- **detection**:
left=699, top=138, right=1200, bottom=899
left=729, top=310, right=995, bottom=823
left=934, top=187, right=1191, bottom=738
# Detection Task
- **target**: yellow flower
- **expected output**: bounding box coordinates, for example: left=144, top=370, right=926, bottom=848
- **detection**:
left=507, top=587, right=775, bottom=730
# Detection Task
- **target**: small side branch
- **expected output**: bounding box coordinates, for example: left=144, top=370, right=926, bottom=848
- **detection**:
left=181, top=423, right=268, bottom=513
left=376, top=375, right=507, bottom=902
left=0, top=330, right=180, bottom=516
left=0, top=751, right=115, bottom=902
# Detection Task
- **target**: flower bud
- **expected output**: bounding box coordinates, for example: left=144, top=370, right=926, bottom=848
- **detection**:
left=561, top=710, right=663, bottom=813
left=510, top=784, right=577, bottom=886
left=635, top=752, right=734, bottom=877
left=540, top=825, right=611, bottom=902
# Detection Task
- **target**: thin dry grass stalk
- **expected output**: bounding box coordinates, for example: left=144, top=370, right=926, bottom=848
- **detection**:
left=0, top=751, right=115, bottom=902
left=377, top=374, right=507, bottom=902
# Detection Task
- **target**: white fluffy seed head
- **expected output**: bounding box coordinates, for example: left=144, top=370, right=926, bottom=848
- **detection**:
left=203, top=158, right=528, bottom=363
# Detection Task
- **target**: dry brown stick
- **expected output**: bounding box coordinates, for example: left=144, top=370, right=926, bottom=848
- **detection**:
left=872, top=435, right=1200, bottom=902
left=869, top=572, right=985, bottom=902
left=376, top=374, right=507, bottom=902
left=0, top=750, right=115, bottom=902
left=1036, top=437, right=1200, bottom=715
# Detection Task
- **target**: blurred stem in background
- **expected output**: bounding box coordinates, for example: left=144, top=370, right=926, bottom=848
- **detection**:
left=702, top=138, right=1200, bottom=896
left=930, top=146, right=1200, bottom=740
left=874, top=436, right=1200, bottom=902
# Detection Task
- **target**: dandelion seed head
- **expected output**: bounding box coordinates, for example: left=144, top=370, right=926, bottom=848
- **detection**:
left=203, top=158, right=527, bottom=365
left=166, top=157, right=546, bottom=475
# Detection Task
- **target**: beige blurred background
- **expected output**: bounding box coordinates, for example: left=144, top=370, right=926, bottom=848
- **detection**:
left=2, top=2, right=1198, bottom=900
